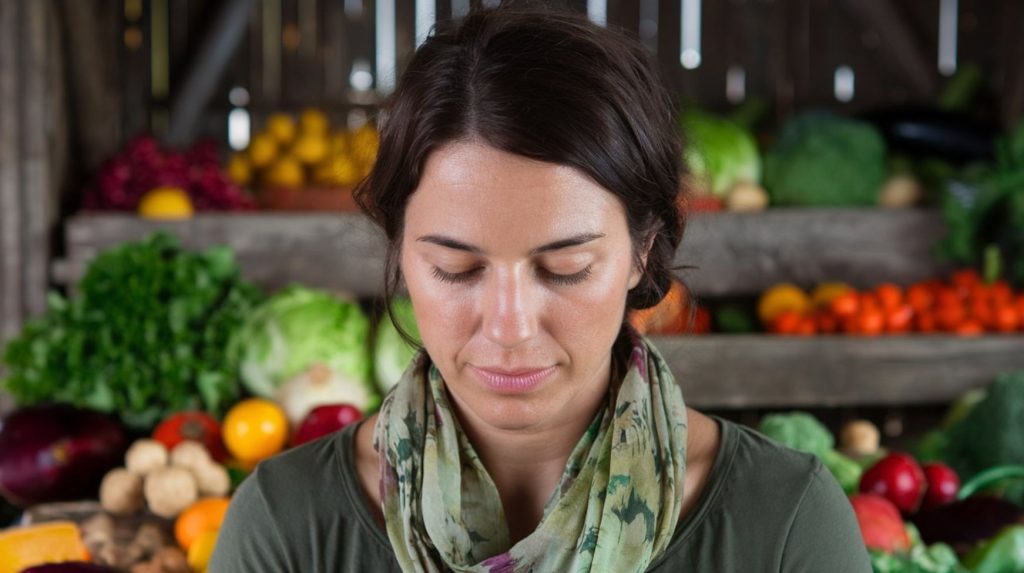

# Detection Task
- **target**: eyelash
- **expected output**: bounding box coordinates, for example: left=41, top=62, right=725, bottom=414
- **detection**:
left=430, top=265, right=593, bottom=286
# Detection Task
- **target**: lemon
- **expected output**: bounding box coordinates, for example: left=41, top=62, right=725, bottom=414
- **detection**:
left=223, top=398, right=289, bottom=464
left=138, top=187, right=193, bottom=220
left=248, top=132, right=279, bottom=169
left=757, top=283, right=811, bottom=324
left=265, top=112, right=297, bottom=144
left=262, top=155, right=305, bottom=188
left=350, top=124, right=379, bottom=165
left=292, top=133, right=329, bottom=165
left=314, top=156, right=361, bottom=186
left=187, top=530, right=219, bottom=573
left=225, top=153, right=252, bottom=186
left=299, top=108, right=329, bottom=134
left=810, top=282, right=854, bottom=309
left=329, top=131, right=351, bottom=156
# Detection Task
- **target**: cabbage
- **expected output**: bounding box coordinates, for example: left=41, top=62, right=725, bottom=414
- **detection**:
left=373, top=298, right=422, bottom=392
left=228, top=286, right=379, bottom=413
left=681, top=110, right=762, bottom=197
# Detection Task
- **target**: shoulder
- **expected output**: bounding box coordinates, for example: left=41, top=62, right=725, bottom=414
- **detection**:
left=648, top=418, right=871, bottom=572
left=210, top=425, right=399, bottom=572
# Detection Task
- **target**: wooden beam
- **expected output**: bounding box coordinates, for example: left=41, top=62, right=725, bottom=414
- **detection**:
left=57, top=209, right=951, bottom=297
left=0, top=0, right=23, bottom=342
left=656, top=335, right=1024, bottom=408
left=840, top=0, right=937, bottom=100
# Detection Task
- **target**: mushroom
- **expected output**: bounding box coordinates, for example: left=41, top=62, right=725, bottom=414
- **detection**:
left=840, top=419, right=881, bottom=457
left=193, top=462, right=231, bottom=497
left=126, top=439, right=169, bottom=475
left=100, top=467, right=145, bottom=515
left=169, top=441, right=212, bottom=473
left=144, top=466, right=199, bottom=518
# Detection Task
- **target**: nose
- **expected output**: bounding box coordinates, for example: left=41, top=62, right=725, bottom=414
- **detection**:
left=482, top=265, right=539, bottom=348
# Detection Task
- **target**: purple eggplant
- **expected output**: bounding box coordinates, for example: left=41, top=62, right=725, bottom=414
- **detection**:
left=0, top=404, right=127, bottom=507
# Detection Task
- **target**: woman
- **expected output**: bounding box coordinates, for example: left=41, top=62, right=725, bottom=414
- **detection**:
left=211, top=4, right=871, bottom=572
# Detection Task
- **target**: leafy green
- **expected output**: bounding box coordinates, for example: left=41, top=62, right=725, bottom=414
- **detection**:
left=937, top=121, right=1024, bottom=285
left=963, top=525, right=1024, bottom=573
left=869, top=543, right=966, bottom=573
left=373, top=298, right=421, bottom=393
left=681, top=110, right=762, bottom=197
left=228, top=286, right=379, bottom=412
left=764, top=113, right=887, bottom=206
left=758, top=412, right=834, bottom=456
left=2, top=233, right=262, bottom=428
left=944, top=371, right=1024, bottom=481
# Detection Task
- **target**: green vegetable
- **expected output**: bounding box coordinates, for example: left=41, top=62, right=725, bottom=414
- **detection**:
left=759, top=412, right=866, bottom=493
left=758, top=412, right=834, bottom=456
left=681, top=110, right=762, bottom=197
left=957, top=465, right=1024, bottom=500
left=228, top=286, right=380, bottom=413
left=713, top=305, right=756, bottom=334
left=373, top=298, right=422, bottom=393
left=870, top=542, right=965, bottom=573
left=937, top=120, right=1024, bottom=285
left=943, top=371, right=1024, bottom=481
left=764, top=113, right=888, bottom=206
left=2, top=233, right=262, bottom=428
left=821, top=449, right=864, bottom=495
left=963, top=525, right=1024, bottom=573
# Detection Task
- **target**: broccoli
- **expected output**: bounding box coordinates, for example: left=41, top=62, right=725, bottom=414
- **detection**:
left=944, top=371, right=1024, bottom=480
left=759, top=412, right=863, bottom=494
left=758, top=412, right=834, bottom=456
left=764, top=113, right=888, bottom=206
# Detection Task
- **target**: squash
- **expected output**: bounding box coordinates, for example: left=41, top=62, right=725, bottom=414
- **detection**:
left=0, top=521, right=90, bottom=573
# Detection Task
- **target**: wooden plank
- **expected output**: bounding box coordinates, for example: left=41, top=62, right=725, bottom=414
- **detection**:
left=0, top=0, right=23, bottom=342
left=58, top=209, right=950, bottom=297
left=654, top=335, right=1024, bottom=408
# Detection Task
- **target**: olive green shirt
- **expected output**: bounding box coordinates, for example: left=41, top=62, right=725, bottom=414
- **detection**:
left=210, top=416, right=872, bottom=572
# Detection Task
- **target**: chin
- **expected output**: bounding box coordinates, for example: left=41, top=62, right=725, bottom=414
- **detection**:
left=449, top=383, right=559, bottom=433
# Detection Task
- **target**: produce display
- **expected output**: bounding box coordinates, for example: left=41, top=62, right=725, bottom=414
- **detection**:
left=757, top=270, right=1024, bottom=336
left=84, top=136, right=256, bottom=215
left=760, top=371, right=1024, bottom=573
left=225, top=109, right=379, bottom=211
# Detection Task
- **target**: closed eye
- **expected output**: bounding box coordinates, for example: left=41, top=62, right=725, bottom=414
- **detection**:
left=430, top=265, right=593, bottom=286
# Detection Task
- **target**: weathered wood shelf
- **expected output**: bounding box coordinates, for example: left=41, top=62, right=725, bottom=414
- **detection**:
left=56, top=208, right=951, bottom=296
left=657, top=335, right=1024, bottom=408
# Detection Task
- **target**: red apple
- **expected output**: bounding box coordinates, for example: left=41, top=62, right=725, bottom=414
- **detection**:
left=849, top=494, right=911, bottom=553
left=922, top=462, right=960, bottom=510
left=292, top=404, right=363, bottom=447
left=859, top=452, right=926, bottom=514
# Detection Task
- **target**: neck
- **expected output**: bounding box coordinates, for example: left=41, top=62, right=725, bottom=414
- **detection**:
left=447, top=353, right=616, bottom=542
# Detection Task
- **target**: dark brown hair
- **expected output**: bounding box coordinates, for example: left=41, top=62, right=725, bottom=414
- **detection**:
left=355, top=2, right=687, bottom=330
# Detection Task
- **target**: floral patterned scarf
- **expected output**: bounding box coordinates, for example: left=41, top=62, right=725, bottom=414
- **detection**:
left=373, top=328, right=688, bottom=573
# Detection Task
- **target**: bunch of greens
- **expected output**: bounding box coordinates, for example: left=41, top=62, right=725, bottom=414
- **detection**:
left=373, top=298, right=421, bottom=393
left=763, top=113, right=888, bottom=206
left=2, top=232, right=262, bottom=428
left=937, top=121, right=1024, bottom=285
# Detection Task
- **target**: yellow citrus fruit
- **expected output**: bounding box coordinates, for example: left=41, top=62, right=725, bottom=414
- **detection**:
left=138, top=187, right=193, bottom=220
left=757, top=283, right=811, bottom=324
left=225, top=153, right=252, bottom=186
left=265, top=112, right=297, bottom=144
left=175, top=497, right=230, bottom=551
left=350, top=124, right=379, bottom=165
left=187, top=529, right=219, bottom=573
left=811, top=282, right=855, bottom=309
left=299, top=108, right=329, bottom=134
left=292, top=133, right=329, bottom=165
left=314, top=156, right=361, bottom=186
left=223, top=398, right=289, bottom=464
left=262, top=155, right=305, bottom=188
left=329, top=132, right=351, bottom=156
left=247, top=132, right=279, bottom=169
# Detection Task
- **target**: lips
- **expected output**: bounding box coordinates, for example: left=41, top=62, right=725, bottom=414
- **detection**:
left=468, top=365, right=556, bottom=394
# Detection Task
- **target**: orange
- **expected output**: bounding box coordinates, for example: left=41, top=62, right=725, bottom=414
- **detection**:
left=874, top=283, right=904, bottom=311
left=770, top=310, right=803, bottom=335
left=830, top=292, right=861, bottom=318
left=758, top=284, right=811, bottom=325
left=223, top=398, right=289, bottom=464
left=810, top=282, right=854, bottom=310
left=175, top=497, right=231, bottom=551
left=138, top=186, right=193, bottom=220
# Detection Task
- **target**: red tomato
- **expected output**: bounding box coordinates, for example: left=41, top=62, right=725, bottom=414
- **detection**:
left=153, top=411, right=229, bottom=463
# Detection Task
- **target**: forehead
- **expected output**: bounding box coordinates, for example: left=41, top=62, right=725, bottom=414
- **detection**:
left=405, top=140, right=626, bottom=244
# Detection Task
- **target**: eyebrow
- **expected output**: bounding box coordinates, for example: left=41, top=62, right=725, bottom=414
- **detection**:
left=416, top=233, right=606, bottom=256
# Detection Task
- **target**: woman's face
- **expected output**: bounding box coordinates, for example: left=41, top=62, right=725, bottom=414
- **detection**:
left=401, top=140, right=644, bottom=433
